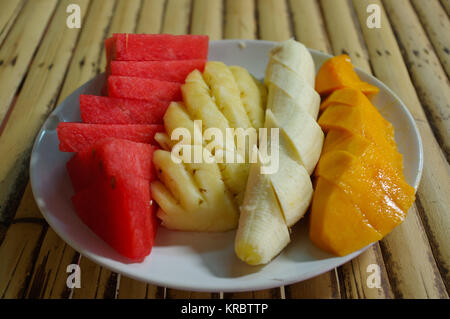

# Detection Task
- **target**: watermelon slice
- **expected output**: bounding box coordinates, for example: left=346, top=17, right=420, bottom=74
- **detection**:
left=72, top=176, right=157, bottom=261
left=69, top=138, right=158, bottom=261
left=80, top=95, right=169, bottom=124
left=57, top=122, right=163, bottom=152
left=109, top=34, right=209, bottom=61
left=66, top=138, right=156, bottom=192
left=109, top=59, right=206, bottom=82
left=107, top=76, right=182, bottom=102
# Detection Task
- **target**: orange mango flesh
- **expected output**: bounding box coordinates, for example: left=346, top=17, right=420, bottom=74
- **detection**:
left=309, top=177, right=383, bottom=256
left=318, top=93, right=404, bottom=175
left=315, top=148, right=415, bottom=236
left=310, top=57, right=415, bottom=256
left=315, top=54, right=379, bottom=97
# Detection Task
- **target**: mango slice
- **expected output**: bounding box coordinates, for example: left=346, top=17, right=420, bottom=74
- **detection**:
left=309, top=177, right=383, bottom=256
left=315, top=55, right=379, bottom=97
left=310, top=56, right=415, bottom=257
left=318, top=101, right=403, bottom=175
left=315, top=147, right=415, bottom=236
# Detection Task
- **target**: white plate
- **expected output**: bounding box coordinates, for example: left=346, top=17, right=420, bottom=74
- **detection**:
left=30, top=40, right=423, bottom=293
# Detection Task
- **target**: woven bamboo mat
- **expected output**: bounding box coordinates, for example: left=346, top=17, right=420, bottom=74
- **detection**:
left=0, top=0, right=448, bottom=299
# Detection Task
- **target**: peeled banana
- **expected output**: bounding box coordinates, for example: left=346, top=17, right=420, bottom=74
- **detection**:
left=235, top=39, right=324, bottom=265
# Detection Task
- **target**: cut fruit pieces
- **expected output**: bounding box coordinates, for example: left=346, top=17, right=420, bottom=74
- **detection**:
left=267, top=135, right=313, bottom=227
left=109, top=34, right=209, bottom=61
left=110, top=59, right=206, bottom=82
left=309, top=177, right=382, bottom=256
left=315, top=148, right=415, bottom=236
left=202, top=61, right=252, bottom=130
left=66, top=138, right=156, bottom=192
left=57, top=122, right=163, bottom=152
left=265, top=109, right=323, bottom=175
left=229, top=65, right=266, bottom=129
left=315, top=54, right=379, bottom=96
left=69, top=138, right=158, bottom=262
left=268, top=39, right=316, bottom=87
left=267, top=84, right=320, bottom=120
left=318, top=102, right=403, bottom=174
left=151, top=148, right=239, bottom=232
left=72, top=177, right=156, bottom=261
left=80, top=95, right=169, bottom=124
left=235, top=151, right=290, bottom=265
left=107, top=76, right=182, bottom=102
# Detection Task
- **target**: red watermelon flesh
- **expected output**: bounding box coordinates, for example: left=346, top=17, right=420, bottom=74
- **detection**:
left=72, top=176, right=157, bottom=261
left=110, top=34, right=209, bottom=61
left=57, top=122, right=163, bottom=152
left=66, top=138, right=157, bottom=192
left=107, top=76, right=182, bottom=102
left=66, top=150, right=94, bottom=193
left=80, top=95, right=169, bottom=124
left=109, top=59, right=206, bottom=82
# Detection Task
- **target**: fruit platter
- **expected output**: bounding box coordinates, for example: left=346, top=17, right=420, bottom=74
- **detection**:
left=30, top=35, right=422, bottom=292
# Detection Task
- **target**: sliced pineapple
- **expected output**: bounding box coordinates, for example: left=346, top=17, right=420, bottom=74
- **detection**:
left=152, top=147, right=239, bottom=232
left=152, top=62, right=267, bottom=231
left=229, top=65, right=266, bottom=130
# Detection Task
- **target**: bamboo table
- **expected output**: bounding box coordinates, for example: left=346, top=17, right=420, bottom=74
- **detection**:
left=0, top=0, right=449, bottom=299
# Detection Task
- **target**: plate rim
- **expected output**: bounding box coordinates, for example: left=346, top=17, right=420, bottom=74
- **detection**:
left=29, top=39, right=423, bottom=292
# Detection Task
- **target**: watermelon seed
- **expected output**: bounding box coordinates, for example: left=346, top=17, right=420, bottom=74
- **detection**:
left=110, top=177, right=116, bottom=189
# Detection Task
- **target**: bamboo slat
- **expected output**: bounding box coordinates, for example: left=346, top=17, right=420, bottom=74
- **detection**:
left=382, top=0, right=450, bottom=289
left=0, top=0, right=25, bottom=47
left=95, top=268, right=118, bottom=299
left=21, top=0, right=117, bottom=299
left=286, top=271, right=340, bottom=298
left=337, top=245, right=393, bottom=299
left=99, top=0, right=142, bottom=70
left=71, top=257, right=104, bottom=298
left=146, top=285, right=165, bottom=299
left=288, top=0, right=331, bottom=53
left=224, top=0, right=256, bottom=39
left=26, top=228, right=79, bottom=299
left=162, top=0, right=192, bottom=35
left=384, top=0, right=450, bottom=158
left=441, top=0, right=450, bottom=17
left=353, top=0, right=449, bottom=298
left=57, top=0, right=116, bottom=102
left=0, top=0, right=89, bottom=226
left=321, top=0, right=370, bottom=70
left=0, top=223, right=44, bottom=298
left=136, top=0, right=165, bottom=33
left=117, top=276, right=148, bottom=299
left=166, top=289, right=214, bottom=299
left=257, top=0, right=291, bottom=41
left=0, top=0, right=58, bottom=124
left=224, top=288, right=282, bottom=299
left=190, top=0, right=223, bottom=40
left=319, top=0, right=393, bottom=299
left=0, top=185, right=47, bottom=298
left=412, top=0, right=450, bottom=78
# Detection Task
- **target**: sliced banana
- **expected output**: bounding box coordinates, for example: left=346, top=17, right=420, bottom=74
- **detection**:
left=236, top=39, right=323, bottom=265
left=235, top=151, right=290, bottom=265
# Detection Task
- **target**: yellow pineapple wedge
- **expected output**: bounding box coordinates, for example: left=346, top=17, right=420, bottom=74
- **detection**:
left=151, top=62, right=266, bottom=232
